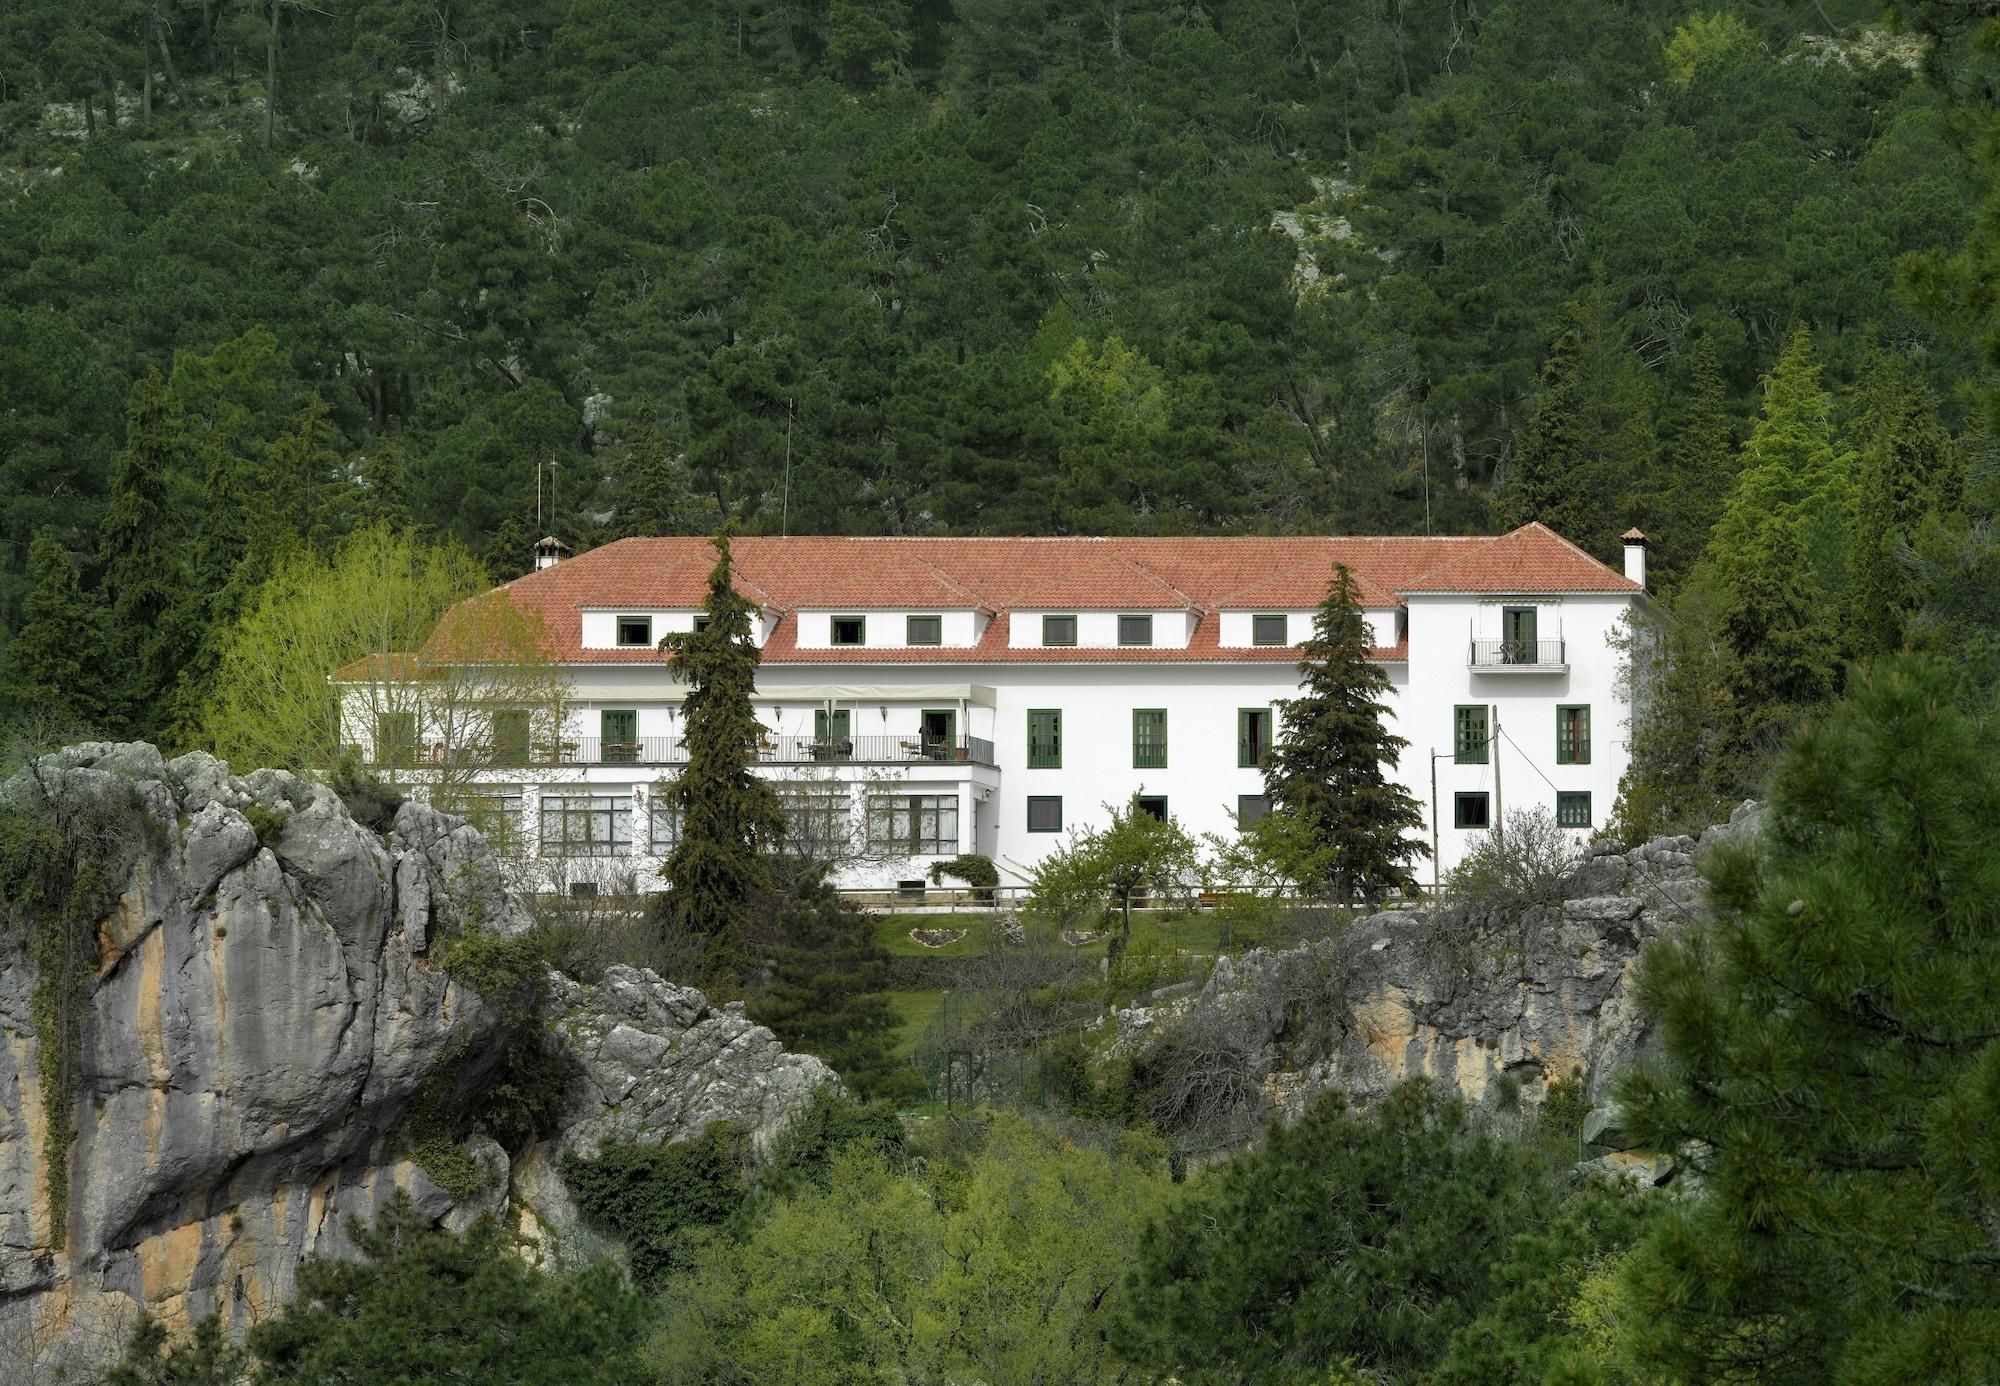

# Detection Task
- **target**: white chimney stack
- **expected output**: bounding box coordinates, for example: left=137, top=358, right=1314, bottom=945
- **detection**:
left=533, top=535, right=572, bottom=571
left=1621, top=528, right=1647, bottom=590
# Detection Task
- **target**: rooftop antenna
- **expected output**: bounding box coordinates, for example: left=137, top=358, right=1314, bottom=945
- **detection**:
left=780, top=397, right=794, bottom=537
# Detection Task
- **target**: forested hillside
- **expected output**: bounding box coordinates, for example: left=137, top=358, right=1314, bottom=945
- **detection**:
left=0, top=0, right=1992, bottom=751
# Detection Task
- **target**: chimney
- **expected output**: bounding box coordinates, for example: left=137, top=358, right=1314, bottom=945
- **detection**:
left=533, top=535, right=572, bottom=571
left=1621, top=528, right=1647, bottom=590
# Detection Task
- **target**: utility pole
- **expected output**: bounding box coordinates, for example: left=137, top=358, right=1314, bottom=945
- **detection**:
left=1491, top=708, right=1503, bottom=844
left=780, top=398, right=794, bottom=538
left=1429, top=747, right=1443, bottom=891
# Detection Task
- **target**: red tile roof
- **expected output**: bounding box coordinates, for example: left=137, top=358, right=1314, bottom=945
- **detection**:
left=421, top=526, right=1630, bottom=668
left=1398, top=523, right=1642, bottom=595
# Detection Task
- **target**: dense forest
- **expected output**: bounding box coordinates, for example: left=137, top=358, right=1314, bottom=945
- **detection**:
left=4, top=0, right=1999, bottom=752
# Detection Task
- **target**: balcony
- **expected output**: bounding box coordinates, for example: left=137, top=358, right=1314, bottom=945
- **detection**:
left=1468, top=638, right=1567, bottom=672
left=383, top=733, right=998, bottom=770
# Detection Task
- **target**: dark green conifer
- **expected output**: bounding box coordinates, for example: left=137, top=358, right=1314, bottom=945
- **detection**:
left=658, top=532, right=784, bottom=973
left=1263, top=564, right=1427, bottom=901
left=98, top=368, right=196, bottom=744
left=1617, top=656, right=2000, bottom=1382
left=0, top=530, right=110, bottom=729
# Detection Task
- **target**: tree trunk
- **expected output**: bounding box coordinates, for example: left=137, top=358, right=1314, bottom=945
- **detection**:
left=155, top=2, right=190, bottom=110
left=263, top=0, right=278, bottom=151
left=142, top=62, right=153, bottom=126
left=102, top=76, right=118, bottom=128
left=82, top=91, right=96, bottom=136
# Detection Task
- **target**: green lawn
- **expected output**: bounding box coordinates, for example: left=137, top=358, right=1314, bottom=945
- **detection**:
left=871, top=907, right=1298, bottom=962
left=885, top=988, right=947, bottom=1059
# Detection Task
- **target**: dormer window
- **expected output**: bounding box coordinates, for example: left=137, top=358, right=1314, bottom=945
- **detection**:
left=616, top=615, right=652, bottom=647
left=693, top=614, right=711, bottom=632
left=1118, top=614, right=1154, bottom=647
left=907, top=614, right=942, bottom=646
left=1042, top=614, right=1077, bottom=647
left=1251, top=613, right=1287, bottom=647
left=831, top=615, right=866, bottom=646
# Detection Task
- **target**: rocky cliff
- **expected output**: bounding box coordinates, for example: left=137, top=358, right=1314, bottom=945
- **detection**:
left=1124, top=803, right=1764, bottom=1169
left=0, top=744, right=833, bottom=1372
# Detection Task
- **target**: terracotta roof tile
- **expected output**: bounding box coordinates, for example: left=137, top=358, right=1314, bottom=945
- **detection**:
left=1397, top=523, right=1641, bottom=594
left=472, top=529, right=1629, bottom=667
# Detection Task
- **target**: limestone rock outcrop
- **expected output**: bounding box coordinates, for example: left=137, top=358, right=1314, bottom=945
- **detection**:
left=1139, top=803, right=1764, bottom=1162
left=0, top=744, right=832, bottom=1372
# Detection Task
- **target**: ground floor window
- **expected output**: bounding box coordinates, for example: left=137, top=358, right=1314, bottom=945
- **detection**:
left=650, top=796, right=680, bottom=853
left=867, top=794, right=958, bottom=855
left=1556, top=791, right=1592, bottom=829
left=777, top=789, right=852, bottom=855
left=452, top=788, right=523, bottom=851
left=1454, top=792, right=1490, bottom=830
left=1236, top=794, right=1270, bottom=828
left=540, top=794, right=633, bottom=856
left=1026, top=796, right=1062, bottom=833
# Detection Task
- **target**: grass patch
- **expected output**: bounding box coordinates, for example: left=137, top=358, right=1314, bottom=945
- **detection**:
left=885, top=989, right=947, bottom=1060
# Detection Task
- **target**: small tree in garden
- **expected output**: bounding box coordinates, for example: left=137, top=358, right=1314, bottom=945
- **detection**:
left=1025, top=796, right=1201, bottom=961
left=657, top=532, right=783, bottom=974
left=1264, top=564, right=1428, bottom=902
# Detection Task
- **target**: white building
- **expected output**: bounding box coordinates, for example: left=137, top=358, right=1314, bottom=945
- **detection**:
left=346, top=524, right=1649, bottom=893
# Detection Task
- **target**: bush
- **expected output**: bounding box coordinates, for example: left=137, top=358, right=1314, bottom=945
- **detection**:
left=1445, top=806, right=1584, bottom=912
left=564, top=1124, right=752, bottom=1286
left=325, top=752, right=403, bottom=831
left=928, top=853, right=999, bottom=898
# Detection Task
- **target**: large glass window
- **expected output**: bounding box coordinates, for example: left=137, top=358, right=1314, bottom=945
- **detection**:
left=867, top=794, right=959, bottom=855
left=777, top=789, right=851, bottom=854
left=1027, top=709, right=1062, bottom=768
left=1454, top=705, right=1489, bottom=765
left=1118, top=614, right=1154, bottom=647
left=456, top=788, right=523, bottom=851
left=540, top=795, right=632, bottom=857
left=1042, top=614, right=1077, bottom=647
left=1557, top=705, right=1591, bottom=765
left=1133, top=708, right=1168, bottom=768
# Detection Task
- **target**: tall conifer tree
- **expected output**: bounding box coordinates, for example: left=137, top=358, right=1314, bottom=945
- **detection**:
left=98, top=368, right=196, bottom=743
left=658, top=532, right=783, bottom=971
left=1847, top=361, right=1961, bottom=660
left=1641, top=337, right=1736, bottom=596
left=1263, top=565, right=1427, bottom=901
left=1617, top=656, right=2000, bottom=1382
left=0, top=530, right=110, bottom=729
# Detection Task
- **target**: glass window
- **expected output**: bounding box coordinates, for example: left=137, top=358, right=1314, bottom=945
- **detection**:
left=1252, top=613, right=1288, bottom=646
left=1454, top=705, right=1489, bottom=765
left=491, top=709, right=530, bottom=766
left=540, top=795, right=632, bottom=857
left=650, top=796, right=680, bottom=853
left=777, top=790, right=851, bottom=853
left=1026, top=796, right=1063, bottom=833
left=1237, top=794, right=1270, bottom=828
left=866, top=794, right=959, bottom=854
left=1238, top=708, right=1272, bottom=768
left=1454, top=792, right=1490, bottom=830
left=1135, top=796, right=1169, bottom=822
left=1027, top=709, right=1062, bottom=768
left=615, top=615, right=652, bottom=647
left=1557, top=705, right=1591, bottom=765
left=693, top=614, right=711, bottom=632
left=456, top=788, right=523, bottom=851
left=831, top=615, right=866, bottom=646
left=1133, top=708, right=1168, bottom=768
left=907, top=614, right=943, bottom=646
left=1556, top=791, right=1592, bottom=829
left=1042, top=614, right=1077, bottom=646
left=1118, top=613, right=1154, bottom=646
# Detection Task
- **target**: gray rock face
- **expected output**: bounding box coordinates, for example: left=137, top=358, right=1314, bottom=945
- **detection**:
left=0, top=744, right=830, bottom=1367
left=1147, top=802, right=1763, bottom=1147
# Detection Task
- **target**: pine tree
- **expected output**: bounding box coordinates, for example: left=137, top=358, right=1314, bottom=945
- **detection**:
left=98, top=368, right=197, bottom=744
left=748, top=879, right=917, bottom=1103
left=1720, top=519, right=1839, bottom=757
left=1640, top=337, right=1736, bottom=597
left=1501, top=291, right=1654, bottom=554
left=1263, top=565, right=1427, bottom=901
left=0, top=530, right=110, bottom=729
left=658, top=532, right=784, bottom=973
left=1704, top=326, right=1855, bottom=605
left=1847, top=360, right=1961, bottom=660
left=1616, top=656, right=2000, bottom=1383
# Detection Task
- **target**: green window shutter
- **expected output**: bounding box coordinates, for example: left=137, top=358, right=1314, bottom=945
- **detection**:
left=1454, top=705, right=1489, bottom=765
left=1557, top=705, right=1590, bottom=764
left=814, top=709, right=851, bottom=739
left=1133, top=709, right=1167, bottom=768
left=601, top=709, right=638, bottom=764
left=1238, top=708, right=1271, bottom=768
left=1028, top=710, right=1062, bottom=768
left=1556, top=792, right=1592, bottom=828
left=492, top=710, right=530, bottom=766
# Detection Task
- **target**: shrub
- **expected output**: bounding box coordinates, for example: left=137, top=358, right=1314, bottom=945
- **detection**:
left=563, top=1124, right=752, bottom=1285
left=1445, top=806, right=1584, bottom=913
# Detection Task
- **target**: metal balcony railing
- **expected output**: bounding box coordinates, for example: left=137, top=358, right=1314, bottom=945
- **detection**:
left=1468, top=638, right=1567, bottom=668
left=375, top=734, right=998, bottom=769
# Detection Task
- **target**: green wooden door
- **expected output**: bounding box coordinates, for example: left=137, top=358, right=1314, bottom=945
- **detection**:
left=1502, top=607, right=1538, bottom=663
left=601, top=709, right=638, bottom=763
